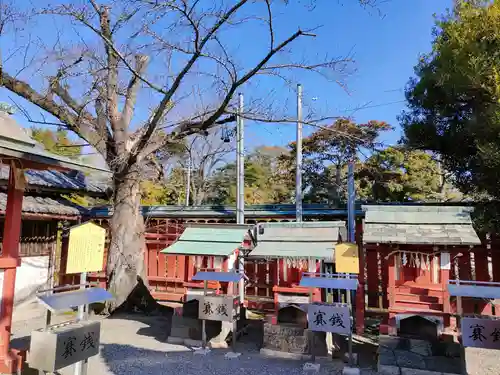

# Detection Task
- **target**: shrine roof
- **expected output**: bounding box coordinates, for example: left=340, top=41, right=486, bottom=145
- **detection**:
left=0, top=192, right=85, bottom=216
left=0, top=166, right=108, bottom=195
left=362, top=205, right=480, bottom=245
left=248, top=221, right=345, bottom=260
left=161, top=223, right=251, bottom=256
left=0, top=111, right=109, bottom=174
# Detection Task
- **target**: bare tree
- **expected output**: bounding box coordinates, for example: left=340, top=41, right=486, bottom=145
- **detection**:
left=180, top=128, right=234, bottom=206
left=0, top=0, right=374, bottom=313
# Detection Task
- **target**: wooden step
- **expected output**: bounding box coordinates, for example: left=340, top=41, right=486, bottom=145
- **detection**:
left=395, top=293, right=441, bottom=303
left=395, top=300, right=443, bottom=311
left=396, top=284, right=444, bottom=293
left=390, top=305, right=446, bottom=315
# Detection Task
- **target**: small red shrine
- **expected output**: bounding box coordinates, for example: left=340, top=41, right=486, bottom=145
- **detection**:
left=0, top=111, right=108, bottom=374
left=362, top=205, right=481, bottom=337
left=248, top=221, right=346, bottom=323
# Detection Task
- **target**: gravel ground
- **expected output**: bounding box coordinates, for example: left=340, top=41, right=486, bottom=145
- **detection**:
left=9, top=301, right=500, bottom=375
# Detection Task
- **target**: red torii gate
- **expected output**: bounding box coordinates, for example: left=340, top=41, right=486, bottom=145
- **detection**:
left=0, top=111, right=108, bottom=374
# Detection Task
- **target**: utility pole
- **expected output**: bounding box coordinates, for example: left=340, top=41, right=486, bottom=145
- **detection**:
left=185, top=156, right=191, bottom=206
left=295, top=83, right=303, bottom=222
left=236, top=93, right=245, bottom=302
left=347, top=158, right=356, bottom=243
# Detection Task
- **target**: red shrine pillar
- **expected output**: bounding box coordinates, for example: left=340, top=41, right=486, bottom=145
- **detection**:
left=356, top=221, right=365, bottom=334
left=0, top=163, right=24, bottom=373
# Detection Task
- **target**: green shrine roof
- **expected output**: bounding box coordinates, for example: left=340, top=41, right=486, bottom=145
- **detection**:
left=161, top=224, right=251, bottom=256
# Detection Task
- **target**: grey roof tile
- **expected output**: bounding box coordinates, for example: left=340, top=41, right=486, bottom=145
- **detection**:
left=363, top=222, right=481, bottom=245
left=0, top=165, right=108, bottom=194
left=0, top=192, right=86, bottom=216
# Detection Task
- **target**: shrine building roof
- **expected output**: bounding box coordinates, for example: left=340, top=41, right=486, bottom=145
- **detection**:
left=248, top=221, right=346, bottom=260
left=362, top=205, right=481, bottom=245
left=161, top=223, right=251, bottom=256
left=0, top=111, right=109, bottom=175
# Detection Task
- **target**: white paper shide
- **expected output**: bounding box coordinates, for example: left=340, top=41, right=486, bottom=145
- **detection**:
left=307, top=302, right=351, bottom=334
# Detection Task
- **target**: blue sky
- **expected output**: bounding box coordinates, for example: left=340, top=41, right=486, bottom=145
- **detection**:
left=1, top=0, right=453, bottom=157
left=245, top=0, right=453, bottom=149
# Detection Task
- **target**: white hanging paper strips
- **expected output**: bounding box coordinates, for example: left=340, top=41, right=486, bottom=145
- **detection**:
left=441, top=252, right=451, bottom=270
left=409, top=253, right=416, bottom=268
left=402, top=252, right=407, bottom=266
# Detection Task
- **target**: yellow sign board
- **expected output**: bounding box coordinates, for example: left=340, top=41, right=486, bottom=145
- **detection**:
left=66, top=222, right=106, bottom=274
left=335, top=243, right=359, bottom=274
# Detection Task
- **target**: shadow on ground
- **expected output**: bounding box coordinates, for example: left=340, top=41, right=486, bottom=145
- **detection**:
left=107, top=310, right=174, bottom=343
left=100, top=343, right=347, bottom=375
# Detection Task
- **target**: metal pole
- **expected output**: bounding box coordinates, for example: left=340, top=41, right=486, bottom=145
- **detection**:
left=456, top=283, right=467, bottom=375
left=347, top=158, right=356, bottom=321
left=202, top=280, right=207, bottom=349
left=237, top=93, right=245, bottom=304
left=346, top=275, right=353, bottom=366
left=347, top=159, right=355, bottom=243
left=348, top=304, right=354, bottom=367
left=185, top=157, right=191, bottom=206
left=74, top=272, right=88, bottom=375
left=295, top=83, right=303, bottom=222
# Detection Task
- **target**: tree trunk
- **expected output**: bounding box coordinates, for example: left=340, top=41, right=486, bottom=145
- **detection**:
left=105, top=166, right=158, bottom=314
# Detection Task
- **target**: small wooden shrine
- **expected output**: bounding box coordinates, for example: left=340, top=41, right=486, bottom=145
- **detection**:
left=161, top=223, right=252, bottom=300
left=362, top=205, right=481, bottom=337
left=248, top=221, right=346, bottom=324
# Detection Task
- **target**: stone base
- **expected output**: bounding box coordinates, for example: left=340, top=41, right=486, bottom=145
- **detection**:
left=167, top=336, right=203, bottom=347
left=343, top=352, right=358, bottom=365
left=259, top=348, right=309, bottom=360
left=170, top=315, right=202, bottom=340
left=377, top=336, right=462, bottom=375
left=261, top=323, right=329, bottom=357
left=342, top=366, right=360, bottom=375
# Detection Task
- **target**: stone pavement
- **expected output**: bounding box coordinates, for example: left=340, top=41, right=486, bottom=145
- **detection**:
left=11, top=302, right=376, bottom=375
left=11, top=302, right=500, bottom=375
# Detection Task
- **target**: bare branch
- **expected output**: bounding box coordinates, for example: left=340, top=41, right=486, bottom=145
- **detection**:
left=41, top=4, right=168, bottom=95
left=2, top=71, right=109, bottom=154
left=98, top=6, right=121, bottom=140
left=172, top=29, right=311, bottom=140
left=132, top=0, right=251, bottom=160
left=122, top=55, right=149, bottom=129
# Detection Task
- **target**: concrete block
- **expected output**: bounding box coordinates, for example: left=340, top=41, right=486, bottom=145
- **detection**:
left=260, top=348, right=308, bottom=360
left=193, top=348, right=211, bottom=356
left=342, top=367, right=360, bottom=375
left=170, top=326, right=191, bottom=338
left=167, top=336, right=185, bottom=345
left=401, top=368, right=441, bottom=375
left=224, top=352, right=241, bottom=359
left=303, top=362, right=320, bottom=372
left=378, top=364, right=401, bottom=375
left=343, top=352, right=358, bottom=365
left=184, top=338, right=203, bottom=347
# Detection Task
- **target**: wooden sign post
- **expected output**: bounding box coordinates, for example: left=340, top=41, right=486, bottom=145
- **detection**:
left=66, top=222, right=106, bottom=375
left=299, top=273, right=359, bottom=374
left=191, top=271, right=247, bottom=354
left=448, top=279, right=500, bottom=375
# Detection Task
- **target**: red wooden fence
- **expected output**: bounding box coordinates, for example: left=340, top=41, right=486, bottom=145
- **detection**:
left=57, top=219, right=500, bottom=326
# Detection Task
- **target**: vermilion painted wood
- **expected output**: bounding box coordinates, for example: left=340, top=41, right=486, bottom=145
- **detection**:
left=0, top=166, right=25, bottom=373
